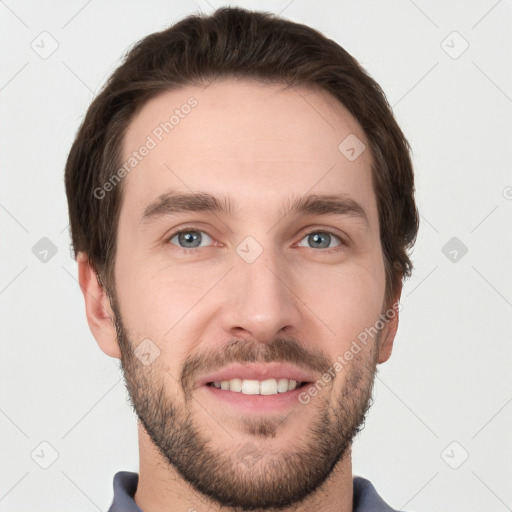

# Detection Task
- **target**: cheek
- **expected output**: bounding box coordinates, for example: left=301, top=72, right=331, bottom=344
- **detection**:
left=297, top=260, right=385, bottom=354
left=114, top=247, right=168, bottom=341
left=114, top=249, right=217, bottom=347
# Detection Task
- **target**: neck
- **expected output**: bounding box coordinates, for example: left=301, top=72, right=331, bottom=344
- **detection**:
left=134, top=422, right=354, bottom=512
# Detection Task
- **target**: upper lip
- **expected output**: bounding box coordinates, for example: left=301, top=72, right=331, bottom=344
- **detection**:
left=196, top=362, right=318, bottom=387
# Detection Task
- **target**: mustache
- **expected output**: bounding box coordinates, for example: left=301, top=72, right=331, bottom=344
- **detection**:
left=180, top=336, right=333, bottom=393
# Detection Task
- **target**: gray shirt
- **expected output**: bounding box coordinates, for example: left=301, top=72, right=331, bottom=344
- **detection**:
left=106, top=471, right=403, bottom=511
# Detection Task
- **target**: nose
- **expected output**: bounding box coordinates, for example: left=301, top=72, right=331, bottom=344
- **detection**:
left=219, top=241, right=303, bottom=344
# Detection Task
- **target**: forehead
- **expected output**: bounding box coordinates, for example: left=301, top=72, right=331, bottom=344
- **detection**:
left=119, top=78, right=376, bottom=225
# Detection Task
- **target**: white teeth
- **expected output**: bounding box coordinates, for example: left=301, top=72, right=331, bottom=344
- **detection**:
left=229, top=378, right=243, bottom=392
left=276, top=378, right=289, bottom=393
left=242, top=379, right=260, bottom=394
left=260, top=379, right=277, bottom=395
left=211, top=378, right=301, bottom=395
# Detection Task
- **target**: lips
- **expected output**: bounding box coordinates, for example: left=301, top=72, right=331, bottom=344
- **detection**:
left=196, top=362, right=317, bottom=388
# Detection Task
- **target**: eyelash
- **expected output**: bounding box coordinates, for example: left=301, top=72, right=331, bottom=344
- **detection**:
left=166, top=227, right=347, bottom=254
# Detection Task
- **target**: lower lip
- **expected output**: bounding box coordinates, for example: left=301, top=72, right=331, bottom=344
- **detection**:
left=200, top=383, right=311, bottom=413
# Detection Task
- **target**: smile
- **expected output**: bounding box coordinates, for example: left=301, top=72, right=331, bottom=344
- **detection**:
left=207, top=378, right=308, bottom=395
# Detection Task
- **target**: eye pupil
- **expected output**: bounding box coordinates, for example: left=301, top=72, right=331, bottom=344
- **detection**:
left=309, top=232, right=330, bottom=249
left=179, top=231, right=201, bottom=248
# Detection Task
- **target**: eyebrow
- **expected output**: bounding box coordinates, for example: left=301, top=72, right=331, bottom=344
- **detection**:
left=140, top=189, right=370, bottom=231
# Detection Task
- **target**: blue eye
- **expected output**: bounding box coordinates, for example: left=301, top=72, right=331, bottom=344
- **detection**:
left=166, top=228, right=345, bottom=253
left=168, top=229, right=215, bottom=249
left=297, top=231, right=343, bottom=250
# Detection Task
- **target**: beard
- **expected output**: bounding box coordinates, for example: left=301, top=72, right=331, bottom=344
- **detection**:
left=110, top=297, right=380, bottom=511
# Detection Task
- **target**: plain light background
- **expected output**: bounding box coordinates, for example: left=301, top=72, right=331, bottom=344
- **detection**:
left=1, top=1, right=511, bottom=511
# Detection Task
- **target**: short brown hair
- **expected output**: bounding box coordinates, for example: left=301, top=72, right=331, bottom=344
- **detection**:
left=65, top=6, right=419, bottom=308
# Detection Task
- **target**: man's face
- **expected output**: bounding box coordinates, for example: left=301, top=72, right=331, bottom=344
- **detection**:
left=110, top=78, right=394, bottom=509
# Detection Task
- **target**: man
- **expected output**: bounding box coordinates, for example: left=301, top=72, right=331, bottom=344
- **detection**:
left=65, top=6, right=419, bottom=512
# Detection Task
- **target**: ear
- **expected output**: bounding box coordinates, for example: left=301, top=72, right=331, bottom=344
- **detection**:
left=377, top=286, right=402, bottom=364
left=77, top=253, right=121, bottom=359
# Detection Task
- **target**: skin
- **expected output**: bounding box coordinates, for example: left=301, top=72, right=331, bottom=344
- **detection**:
left=78, top=78, right=401, bottom=512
